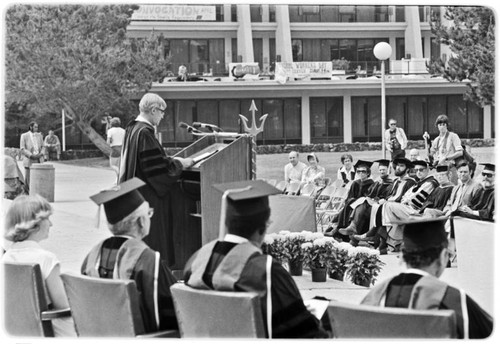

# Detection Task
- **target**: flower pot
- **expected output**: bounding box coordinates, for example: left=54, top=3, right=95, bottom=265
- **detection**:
left=354, top=278, right=372, bottom=287
left=311, top=268, right=327, bottom=282
left=288, top=260, right=303, bottom=276
left=329, top=269, right=345, bottom=281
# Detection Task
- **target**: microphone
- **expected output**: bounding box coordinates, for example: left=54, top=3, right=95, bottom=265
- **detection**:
left=192, top=122, right=222, bottom=132
left=179, top=122, right=201, bottom=134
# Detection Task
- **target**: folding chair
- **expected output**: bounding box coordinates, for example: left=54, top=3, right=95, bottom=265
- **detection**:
left=4, top=262, right=71, bottom=337
left=327, top=300, right=457, bottom=338
left=317, top=186, right=349, bottom=230
left=285, top=181, right=301, bottom=195
left=275, top=180, right=287, bottom=193
left=300, top=183, right=316, bottom=197
left=61, top=273, right=178, bottom=338
left=170, top=283, right=265, bottom=338
left=266, top=179, right=277, bottom=187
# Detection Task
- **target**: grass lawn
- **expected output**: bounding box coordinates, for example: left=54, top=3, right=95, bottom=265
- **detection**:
left=61, top=146, right=496, bottom=183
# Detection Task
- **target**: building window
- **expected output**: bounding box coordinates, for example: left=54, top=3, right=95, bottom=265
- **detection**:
left=310, top=97, right=343, bottom=143
left=292, top=40, right=303, bottom=61
left=164, top=38, right=225, bottom=75
left=395, top=6, right=405, bottom=22
left=430, top=37, right=441, bottom=63
left=250, top=4, right=262, bottom=22
left=396, top=38, right=405, bottom=60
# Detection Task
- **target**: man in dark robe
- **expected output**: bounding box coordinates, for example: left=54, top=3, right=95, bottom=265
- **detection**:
left=183, top=180, right=329, bottom=338
left=418, top=164, right=454, bottom=214
left=119, top=93, right=193, bottom=266
left=326, top=160, right=374, bottom=241
left=82, top=178, right=179, bottom=333
left=452, top=163, right=495, bottom=222
left=362, top=219, right=493, bottom=339
left=339, top=159, right=393, bottom=239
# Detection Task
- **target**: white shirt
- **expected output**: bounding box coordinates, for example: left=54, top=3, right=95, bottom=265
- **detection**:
left=284, top=161, right=307, bottom=183
left=107, top=127, right=126, bottom=147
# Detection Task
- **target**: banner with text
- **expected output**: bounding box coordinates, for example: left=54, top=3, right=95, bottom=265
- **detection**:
left=275, top=61, right=332, bottom=83
left=132, top=5, right=217, bottom=21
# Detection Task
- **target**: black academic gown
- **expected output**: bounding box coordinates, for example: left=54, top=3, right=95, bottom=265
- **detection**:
left=119, top=120, right=183, bottom=266
left=419, top=183, right=454, bottom=213
left=184, top=240, right=328, bottom=338
left=362, top=272, right=493, bottom=339
left=81, top=237, right=178, bottom=333
left=336, top=178, right=375, bottom=235
left=454, top=187, right=495, bottom=221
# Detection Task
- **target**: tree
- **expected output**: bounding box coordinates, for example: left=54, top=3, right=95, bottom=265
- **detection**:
left=429, top=6, right=495, bottom=107
left=5, top=5, right=170, bottom=155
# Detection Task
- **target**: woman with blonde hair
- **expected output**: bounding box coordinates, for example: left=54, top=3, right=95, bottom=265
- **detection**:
left=3, top=195, right=76, bottom=336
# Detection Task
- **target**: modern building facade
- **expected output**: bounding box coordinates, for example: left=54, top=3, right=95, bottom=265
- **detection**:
left=127, top=4, right=494, bottom=147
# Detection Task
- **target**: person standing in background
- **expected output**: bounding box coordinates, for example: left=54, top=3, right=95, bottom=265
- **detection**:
left=43, top=130, right=61, bottom=161
left=429, top=114, right=463, bottom=185
left=384, top=119, right=407, bottom=168
left=106, top=117, right=126, bottom=182
left=20, top=121, right=44, bottom=190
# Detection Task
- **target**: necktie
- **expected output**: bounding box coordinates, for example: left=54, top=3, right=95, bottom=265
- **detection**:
left=451, top=183, right=464, bottom=211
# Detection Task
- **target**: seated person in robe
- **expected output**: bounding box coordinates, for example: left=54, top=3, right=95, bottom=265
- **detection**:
left=452, top=163, right=495, bottom=222
left=82, top=177, right=178, bottom=333
left=183, top=180, right=329, bottom=338
left=362, top=218, right=493, bottom=339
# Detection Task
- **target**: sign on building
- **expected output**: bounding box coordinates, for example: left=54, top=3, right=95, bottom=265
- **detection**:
left=275, top=62, right=333, bottom=83
left=132, top=5, right=217, bottom=21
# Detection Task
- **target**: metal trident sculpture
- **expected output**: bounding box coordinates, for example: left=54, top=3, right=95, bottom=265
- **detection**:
left=239, top=100, right=268, bottom=180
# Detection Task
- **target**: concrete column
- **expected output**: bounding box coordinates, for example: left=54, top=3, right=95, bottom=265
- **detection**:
left=343, top=95, right=352, bottom=143
left=225, top=36, right=233, bottom=70
left=262, top=36, right=270, bottom=72
left=262, top=4, right=269, bottom=22
left=223, top=4, right=232, bottom=22
left=275, top=5, right=293, bottom=62
left=301, top=96, right=311, bottom=144
left=483, top=105, right=492, bottom=139
left=237, top=5, right=254, bottom=62
left=404, top=6, right=423, bottom=58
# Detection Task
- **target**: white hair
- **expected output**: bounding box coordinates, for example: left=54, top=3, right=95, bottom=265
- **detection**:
left=138, top=93, right=166, bottom=114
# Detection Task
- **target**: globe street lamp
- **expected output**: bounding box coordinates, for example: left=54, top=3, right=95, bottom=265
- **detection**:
left=373, top=42, right=392, bottom=159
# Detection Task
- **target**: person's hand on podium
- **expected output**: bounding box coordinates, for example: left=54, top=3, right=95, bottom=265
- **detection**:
left=176, top=157, right=195, bottom=169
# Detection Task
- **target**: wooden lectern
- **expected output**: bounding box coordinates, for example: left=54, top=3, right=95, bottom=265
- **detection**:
left=170, top=134, right=252, bottom=270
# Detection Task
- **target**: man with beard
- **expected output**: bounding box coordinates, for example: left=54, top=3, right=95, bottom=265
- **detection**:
left=452, top=163, right=495, bottom=221
left=353, top=158, right=416, bottom=248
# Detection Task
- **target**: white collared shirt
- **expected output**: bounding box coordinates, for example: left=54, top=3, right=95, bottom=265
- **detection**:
left=136, top=114, right=154, bottom=127
left=223, top=233, right=249, bottom=244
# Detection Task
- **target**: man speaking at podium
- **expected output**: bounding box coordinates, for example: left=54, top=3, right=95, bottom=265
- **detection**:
left=119, top=93, right=194, bottom=266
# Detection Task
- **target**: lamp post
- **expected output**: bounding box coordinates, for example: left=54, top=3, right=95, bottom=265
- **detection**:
left=373, top=42, right=392, bottom=159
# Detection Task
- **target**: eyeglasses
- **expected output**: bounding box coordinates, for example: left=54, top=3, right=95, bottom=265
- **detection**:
left=482, top=172, right=494, bottom=178
left=148, top=208, right=154, bottom=218
left=356, top=170, right=368, bottom=174
left=414, top=167, right=426, bottom=172
left=155, top=107, right=166, bottom=114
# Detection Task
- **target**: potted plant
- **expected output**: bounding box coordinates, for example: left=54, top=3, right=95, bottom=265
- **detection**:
left=345, top=246, right=385, bottom=287
left=301, top=237, right=336, bottom=282
left=281, top=231, right=307, bottom=276
left=328, top=241, right=352, bottom=281
left=262, top=232, right=288, bottom=265
left=331, top=58, right=350, bottom=74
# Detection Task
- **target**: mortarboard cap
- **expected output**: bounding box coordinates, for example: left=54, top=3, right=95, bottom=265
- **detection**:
left=412, top=160, right=428, bottom=168
left=436, top=164, right=449, bottom=173
left=90, top=178, right=146, bottom=225
left=374, top=159, right=390, bottom=167
left=354, top=160, right=373, bottom=169
left=402, top=218, right=448, bottom=252
left=394, top=157, right=414, bottom=168
left=480, top=163, right=495, bottom=172
left=213, top=180, right=281, bottom=239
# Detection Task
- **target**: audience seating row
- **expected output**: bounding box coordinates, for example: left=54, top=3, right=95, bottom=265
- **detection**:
left=4, top=262, right=457, bottom=338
